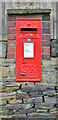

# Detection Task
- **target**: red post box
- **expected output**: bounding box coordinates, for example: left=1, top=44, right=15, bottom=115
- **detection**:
left=16, top=19, right=42, bottom=81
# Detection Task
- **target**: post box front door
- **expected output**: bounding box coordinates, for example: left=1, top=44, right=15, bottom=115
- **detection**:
left=16, top=19, right=42, bottom=81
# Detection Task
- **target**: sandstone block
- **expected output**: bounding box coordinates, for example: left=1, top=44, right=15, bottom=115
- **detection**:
left=2, top=86, right=19, bottom=92
left=2, top=100, right=7, bottom=105
left=9, top=64, right=16, bottom=78
left=37, top=109, right=47, bottom=113
left=6, top=103, right=34, bottom=111
left=12, top=114, right=26, bottom=118
left=9, top=99, right=22, bottom=104
left=2, top=67, right=9, bottom=78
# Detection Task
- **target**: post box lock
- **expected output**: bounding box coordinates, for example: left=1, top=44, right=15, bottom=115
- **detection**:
left=23, top=58, right=24, bottom=61
left=16, top=19, right=42, bottom=81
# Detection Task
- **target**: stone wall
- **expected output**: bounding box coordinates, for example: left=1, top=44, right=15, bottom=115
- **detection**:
left=0, top=1, right=58, bottom=120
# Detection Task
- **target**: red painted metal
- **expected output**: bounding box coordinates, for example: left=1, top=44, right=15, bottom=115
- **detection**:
left=16, top=19, right=42, bottom=81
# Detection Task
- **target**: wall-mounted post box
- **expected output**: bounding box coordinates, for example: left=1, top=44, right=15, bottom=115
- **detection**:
left=16, top=19, right=42, bottom=81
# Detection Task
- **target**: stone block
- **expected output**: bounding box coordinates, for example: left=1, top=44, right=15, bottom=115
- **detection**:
left=42, top=58, right=56, bottom=66
left=56, top=86, right=58, bottom=90
left=43, top=89, right=55, bottom=96
left=2, top=67, right=9, bottom=78
left=6, top=103, right=34, bottom=111
left=6, top=103, right=21, bottom=110
left=29, top=92, right=43, bottom=98
left=0, top=59, right=2, bottom=66
left=2, top=86, right=19, bottom=92
left=0, top=83, right=5, bottom=91
left=14, top=108, right=36, bottom=114
left=4, top=108, right=13, bottom=115
left=0, top=66, right=2, bottom=78
left=0, top=42, right=7, bottom=58
left=46, top=79, right=56, bottom=84
left=21, top=103, right=34, bottom=110
left=21, top=84, right=48, bottom=92
left=42, top=72, right=56, bottom=83
left=44, top=96, right=56, bottom=104
left=0, top=95, right=16, bottom=100
left=23, top=98, right=35, bottom=104
left=0, top=42, right=2, bottom=57
left=37, top=109, right=47, bottom=113
left=16, top=92, right=29, bottom=99
left=43, top=66, right=55, bottom=72
left=35, top=102, right=54, bottom=110
left=9, top=64, right=16, bottom=78
left=33, top=97, right=42, bottom=103
left=2, top=59, right=15, bottom=66
left=24, top=97, right=42, bottom=104
left=9, top=99, right=22, bottom=104
left=2, top=100, right=7, bottom=105
left=2, top=79, right=15, bottom=83
left=27, top=112, right=49, bottom=117
left=0, top=99, right=2, bottom=105
left=1, top=91, right=16, bottom=97
left=12, top=114, right=26, bottom=118
left=50, top=108, right=57, bottom=113
left=50, top=39, right=57, bottom=57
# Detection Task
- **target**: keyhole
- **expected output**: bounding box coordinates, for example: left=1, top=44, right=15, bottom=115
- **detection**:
left=23, top=58, right=24, bottom=61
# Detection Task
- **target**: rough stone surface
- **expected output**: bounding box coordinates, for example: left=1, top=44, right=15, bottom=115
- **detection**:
left=44, top=96, right=56, bottom=104
left=51, top=39, right=58, bottom=57
left=21, top=84, right=48, bottom=92
left=16, top=92, right=29, bottom=99
left=0, top=66, right=2, bottom=78
left=35, top=102, right=55, bottom=110
left=0, top=42, right=7, bottom=58
left=2, top=67, right=9, bottom=78
left=9, top=64, right=16, bottom=78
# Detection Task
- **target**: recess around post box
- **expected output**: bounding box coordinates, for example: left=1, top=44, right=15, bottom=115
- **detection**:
left=16, top=19, right=42, bottom=81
